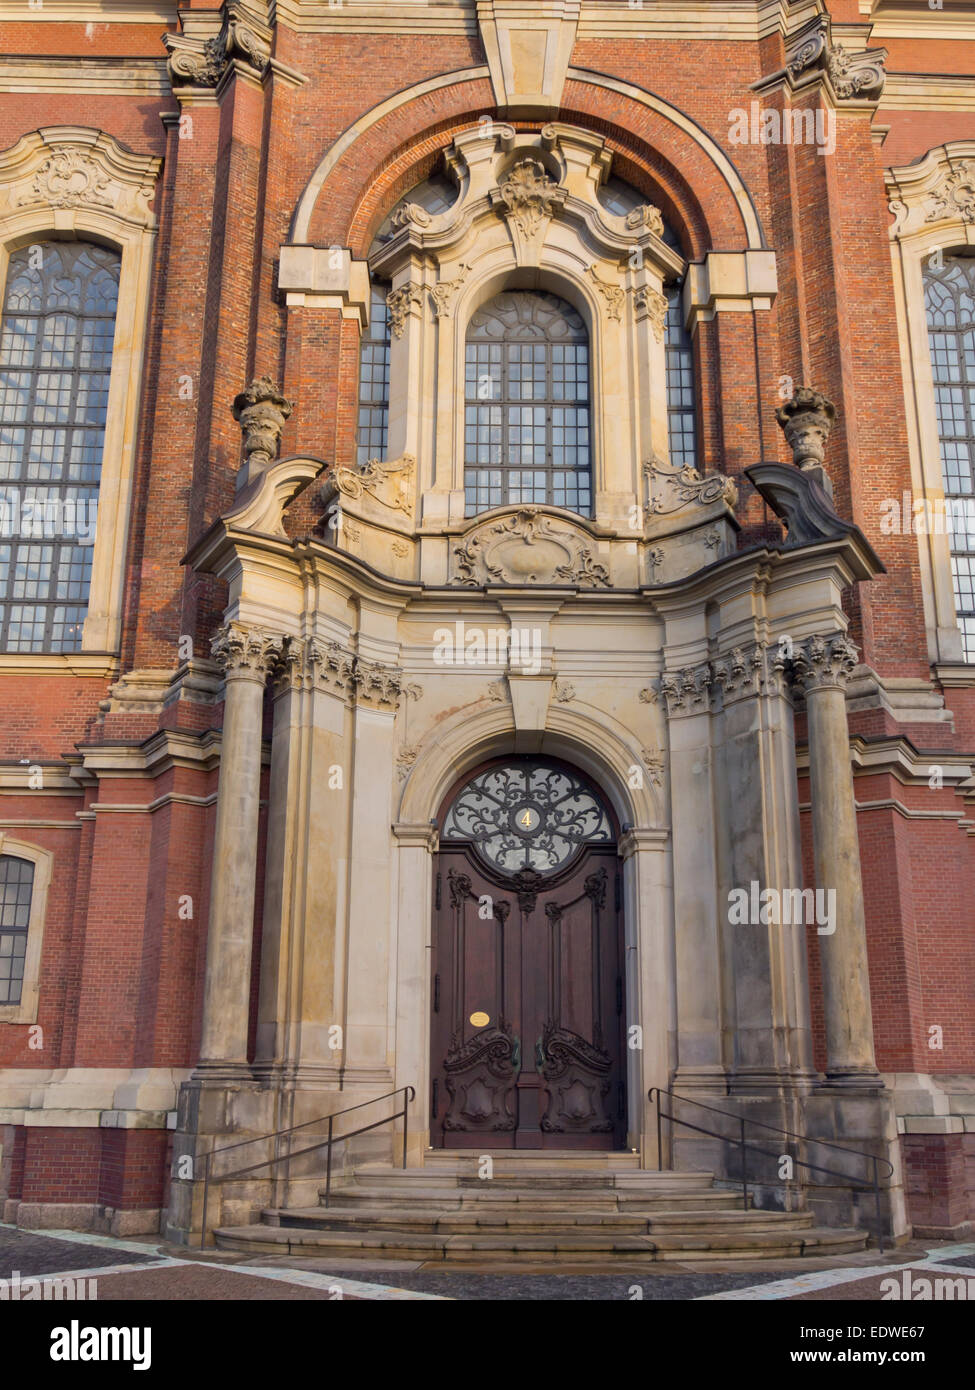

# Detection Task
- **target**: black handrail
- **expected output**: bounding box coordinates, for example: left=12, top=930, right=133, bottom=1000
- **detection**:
left=198, top=1085, right=415, bottom=1248
left=648, top=1086, right=893, bottom=1252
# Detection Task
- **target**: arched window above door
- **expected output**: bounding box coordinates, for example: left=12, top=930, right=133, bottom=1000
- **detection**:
left=464, top=290, right=591, bottom=517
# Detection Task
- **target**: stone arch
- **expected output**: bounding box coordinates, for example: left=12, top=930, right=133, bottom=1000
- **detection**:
left=290, top=69, right=763, bottom=259
left=397, top=697, right=664, bottom=833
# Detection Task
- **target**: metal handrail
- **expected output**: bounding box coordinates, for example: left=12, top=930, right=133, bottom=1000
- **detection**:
left=648, top=1086, right=893, bottom=1252
left=199, top=1085, right=415, bottom=1248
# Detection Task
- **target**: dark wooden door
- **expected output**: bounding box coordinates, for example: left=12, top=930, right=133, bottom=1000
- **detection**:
left=430, top=759, right=625, bottom=1149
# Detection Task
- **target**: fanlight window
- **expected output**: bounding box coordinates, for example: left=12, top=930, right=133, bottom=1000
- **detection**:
left=924, top=254, right=975, bottom=661
left=465, top=290, right=591, bottom=517
left=0, top=240, right=120, bottom=652
left=442, top=760, right=613, bottom=874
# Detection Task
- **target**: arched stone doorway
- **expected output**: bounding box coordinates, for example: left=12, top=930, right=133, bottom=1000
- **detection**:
left=430, top=755, right=626, bottom=1149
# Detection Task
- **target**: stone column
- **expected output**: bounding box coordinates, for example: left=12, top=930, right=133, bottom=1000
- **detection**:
left=793, top=634, right=880, bottom=1085
left=198, top=621, right=282, bottom=1073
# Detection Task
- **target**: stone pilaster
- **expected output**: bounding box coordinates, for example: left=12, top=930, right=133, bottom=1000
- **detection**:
left=197, top=621, right=282, bottom=1074
left=792, top=634, right=880, bottom=1086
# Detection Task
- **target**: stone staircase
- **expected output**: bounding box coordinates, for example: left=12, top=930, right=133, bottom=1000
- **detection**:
left=213, top=1150, right=870, bottom=1265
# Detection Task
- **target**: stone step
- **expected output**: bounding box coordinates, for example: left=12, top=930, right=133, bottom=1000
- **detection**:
left=270, top=1205, right=814, bottom=1236
left=341, top=1167, right=716, bottom=1192
left=213, top=1221, right=867, bottom=1263
left=326, top=1185, right=749, bottom=1212
left=421, top=1150, right=643, bottom=1172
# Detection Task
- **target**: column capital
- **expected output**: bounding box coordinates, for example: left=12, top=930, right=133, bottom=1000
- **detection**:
left=211, top=621, right=283, bottom=682
left=791, top=633, right=859, bottom=694
left=657, top=660, right=712, bottom=718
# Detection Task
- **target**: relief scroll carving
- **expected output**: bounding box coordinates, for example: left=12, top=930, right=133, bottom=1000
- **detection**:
left=451, top=508, right=610, bottom=589
left=644, top=457, right=738, bottom=516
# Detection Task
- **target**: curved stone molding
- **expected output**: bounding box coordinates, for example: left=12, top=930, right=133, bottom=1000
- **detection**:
left=790, top=634, right=859, bottom=694
left=211, top=623, right=283, bottom=681
left=644, top=457, right=738, bottom=516
left=0, top=126, right=160, bottom=231
left=223, top=454, right=325, bottom=538
left=451, top=508, right=610, bottom=588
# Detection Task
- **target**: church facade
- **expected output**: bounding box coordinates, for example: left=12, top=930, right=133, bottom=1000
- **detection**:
left=0, top=0, right=973, bottom=1248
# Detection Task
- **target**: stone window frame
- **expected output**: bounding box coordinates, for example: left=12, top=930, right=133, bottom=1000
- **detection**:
left=0, top=127, right=161, bottom=670
left=0, top=836, right=53, bottom=1025
left=887, top=141, right=975, bottom=676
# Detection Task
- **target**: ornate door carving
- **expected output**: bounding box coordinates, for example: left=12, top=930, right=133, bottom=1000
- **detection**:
left=430, top=759, right=625, bottom=1149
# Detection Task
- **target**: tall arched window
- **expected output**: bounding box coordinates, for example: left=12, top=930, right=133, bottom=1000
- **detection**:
left=355, top=280, right=391, bottom=466
left=924, top=254, right=975, bottom=662
left=464, top=290, right=591, bottom=516
left=665, top=284, right=697, bottom=469
left=0, top=239, right=120, bottom=652
left=0, top=853, right=33, bottom=1006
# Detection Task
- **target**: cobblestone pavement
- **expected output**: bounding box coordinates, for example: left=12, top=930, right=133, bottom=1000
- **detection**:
left=3, top=1225, right=973, bottom=1302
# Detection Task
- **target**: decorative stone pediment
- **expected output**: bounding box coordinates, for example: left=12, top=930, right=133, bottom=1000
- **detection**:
left=0, top=127, right=160, bottom=231
left=450, top=508, right=610, bottom=589
left=886, top=143, right=975, bottom=241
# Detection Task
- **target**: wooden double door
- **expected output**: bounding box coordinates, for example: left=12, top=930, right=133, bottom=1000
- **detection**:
left=430, top=759, right=625, bottom=1149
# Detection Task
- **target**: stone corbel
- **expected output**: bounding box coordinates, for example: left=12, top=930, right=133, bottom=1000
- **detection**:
left=683, top=251, right=778, bottom=333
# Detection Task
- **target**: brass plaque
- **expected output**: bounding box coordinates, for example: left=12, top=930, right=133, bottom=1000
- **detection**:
left=470, top=1011, right=490, bottom=1028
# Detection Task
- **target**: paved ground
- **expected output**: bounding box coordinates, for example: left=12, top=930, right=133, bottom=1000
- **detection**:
left=3, top=1224, right=974, bottom=1301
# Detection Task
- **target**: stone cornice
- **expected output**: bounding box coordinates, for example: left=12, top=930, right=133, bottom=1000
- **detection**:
left=0, top=58, right=172, bottom=97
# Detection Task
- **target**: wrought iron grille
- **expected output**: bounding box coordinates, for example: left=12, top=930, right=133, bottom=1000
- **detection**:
left=442, top=760, right=613, bottom=873
left=464, top=291, right=592, bottom=517
left=924, top=254, right=975, bottom=662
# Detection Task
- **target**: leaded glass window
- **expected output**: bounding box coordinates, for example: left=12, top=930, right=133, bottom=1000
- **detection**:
left=442, top=760, right=613, bottom=874
left=355, top=281, right=391, bottom=466
left=464, top=291, right=591, bottom=517
left=0, top=855, right=33, bottom=1006
left=924, top=255, right=975, bottom=661
left=0, top=239, right=120, bottom=652
left=666, top=284, right=697, bottom=468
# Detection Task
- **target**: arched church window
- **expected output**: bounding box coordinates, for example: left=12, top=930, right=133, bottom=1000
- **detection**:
left=665, top=285, right=697, bottom=469
left=355, top=280, right=391, bottom=466
left=0, top=854, right=33, bottom=1006
left=0, top=240, right=120, bottom=652
left=464, top=290, right=591, bottom=517
left=923, top=254, right=975, bottom=661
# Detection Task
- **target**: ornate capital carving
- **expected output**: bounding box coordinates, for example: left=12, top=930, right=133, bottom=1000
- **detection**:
left=386, top=283, right=423, bottom=338
left=354, top=658, right=404, bottom=711
left=790, top=634, right=859, bottom=693
left=634, top=285, right=667, bottom=340
left=658, top=663, right=712, bottom=718
left=164, top=4, right=271, bottom=90
left=211, top=622, right=283, bottom=681
left=781, top=14, right=886, bottom=104
left=775, top=387, right=836, bottom=472
left=232, top=376, right=293, bottom=477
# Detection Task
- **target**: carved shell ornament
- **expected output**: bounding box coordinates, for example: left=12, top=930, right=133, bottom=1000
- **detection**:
left=498, top=158, right=562, bottom=239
